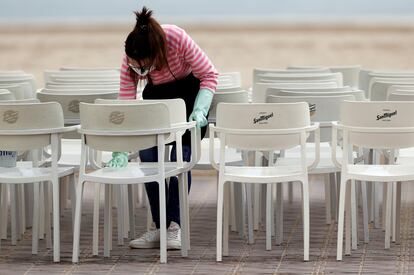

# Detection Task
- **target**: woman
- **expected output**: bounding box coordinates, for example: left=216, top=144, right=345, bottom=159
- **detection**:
left=108, top=7, right=218, bottom=250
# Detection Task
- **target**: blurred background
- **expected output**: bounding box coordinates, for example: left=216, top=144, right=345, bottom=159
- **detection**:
left=1, top=0, right=414, bottom=86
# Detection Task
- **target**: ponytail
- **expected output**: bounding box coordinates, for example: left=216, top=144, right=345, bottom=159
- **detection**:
left=125, top=7, right=168, bottom=71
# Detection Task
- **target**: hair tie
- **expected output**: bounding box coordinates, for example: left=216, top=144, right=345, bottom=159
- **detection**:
left=139, top=24, right=148, bottom=34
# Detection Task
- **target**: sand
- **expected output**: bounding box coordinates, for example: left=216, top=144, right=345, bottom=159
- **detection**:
left=1, top=23, right=414, bottom=88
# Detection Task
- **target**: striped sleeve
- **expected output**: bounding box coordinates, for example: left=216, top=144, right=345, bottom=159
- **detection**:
left=178, top=28, right=218, bottom=93
left=119, top=54, right=138, bottom=99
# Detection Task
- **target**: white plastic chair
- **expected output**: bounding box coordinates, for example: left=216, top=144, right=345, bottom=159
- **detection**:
left=0, top=85, right=25, bottom=100
left=0, top=102, right=76, bottom=262
left=267, top=88, right=366, bottom=101
left=369, top=78, right=414, bottom=101
left=210, top=102, right=319, bottom=262
left=72, top=101, right=198, bottom=264
left=333, top=101, right=414, bottom=260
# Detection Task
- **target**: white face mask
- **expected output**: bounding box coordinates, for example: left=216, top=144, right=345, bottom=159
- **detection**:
left=128, top=64, right=155, bottom=76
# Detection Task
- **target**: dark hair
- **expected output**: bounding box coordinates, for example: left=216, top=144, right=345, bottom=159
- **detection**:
left=125, top=7, right=168, bottom=71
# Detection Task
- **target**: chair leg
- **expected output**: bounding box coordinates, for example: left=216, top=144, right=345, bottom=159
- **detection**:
left=302, top=178, right=310, bottom=262
left=245, top=183, right=254, bottom=245
left=216, top=179, right=225, bottom=262
left=10, top=184, right=17, bottom=246
left=325, top=174, right=332, bottom=225
left=72, top=179, right=85, bottom=263
left=253, top=184, right=260, bottom=231
left=1, top=184, right=8, bottom=240
left=128, top=185, right=136, bottom=240
left=223, top=183, right=230, bottom=256
left=38, top=182, right=45, bottom=240
left=385, top=182, right=393, bottom=249
left=351, top=180, right=358, bottom=250
left=93, top=182, right=101, bottom=256
left=51, top=178, right=61, bottom=262
left=146, top=192, right=153, bottom=232
left=337, top=177, right=348, bottom=261
left=184, top=173, right=190, bottom=250
left=288, top=182, right=293, bottom=204
left=159, top=181, right=167, bottom=264
left=31, top=182, right=40, bottom=255
left=345, top=181, right=351, bottom=256
left=44, top=182, right=52, bottom=249
left=276, top=182, right=284, bottom=246
left=395, top=182, right=402, bottom=244
left=69, top=174, right=76, bottom=231
left=178, top=174, right=188, bottom=257
left=104, top=184, right=112, bottom=257
left=392, top=182, right=397, bottom=243
left=123, top=185, right=129, bottom=239
left=229, top=182, right=237, bottom=232
left=266, top=183, right=272, bottom=251
left=330, top=173, right=338, bottom=223
left=360, top=181, right=370, bottom=243
left=116, top=185, right=124, bottom=246
left=382, top=182, right=387, bottom=232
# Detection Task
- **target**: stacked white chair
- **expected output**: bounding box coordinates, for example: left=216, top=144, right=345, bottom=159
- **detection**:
left=72, top=100, right=198, bottom=263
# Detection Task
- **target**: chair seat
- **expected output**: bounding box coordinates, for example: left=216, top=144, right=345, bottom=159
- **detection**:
left=0, top=161, right=74, bottom=184
left=223, top=165, right=305, bottom=183
left=276, top=156, right=340, bottom=174
left=347, top=164, right=414, bottom=181
left=83, top=162, right=187, bottom=184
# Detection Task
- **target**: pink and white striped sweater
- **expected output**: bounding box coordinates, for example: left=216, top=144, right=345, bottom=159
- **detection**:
left=119, top=24, right=218, bottom=99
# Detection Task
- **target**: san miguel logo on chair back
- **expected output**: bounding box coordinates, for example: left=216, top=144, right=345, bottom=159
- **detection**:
left=3, top=110, right=19, bottom=124
left=376, top=109, right=397, bottom=121
left=109, top=111, right=125, bottom=125
left=253, top=112, right=274, bottom=124
left=68, top=100, right=80, bottom=113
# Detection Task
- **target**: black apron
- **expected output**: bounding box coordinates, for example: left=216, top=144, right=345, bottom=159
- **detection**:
left=142, top=72, right=208, bottom=146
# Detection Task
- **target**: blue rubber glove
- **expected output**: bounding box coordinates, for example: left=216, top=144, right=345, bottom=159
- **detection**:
left=189, top=89, right=214, bottom=128
left=107, top=152, right=128, bottom=168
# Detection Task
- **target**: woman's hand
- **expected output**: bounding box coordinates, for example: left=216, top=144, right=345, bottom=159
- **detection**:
left=107, top=152, right=129, bottom=168
left=189, top=89, right=214, bottom=128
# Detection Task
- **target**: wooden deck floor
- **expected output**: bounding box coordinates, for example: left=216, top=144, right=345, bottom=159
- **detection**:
left=1, top=171, right=413, bottom=274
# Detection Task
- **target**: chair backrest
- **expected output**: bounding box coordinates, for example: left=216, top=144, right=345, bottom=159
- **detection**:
left=40, top=88, right=118, bottom=94
left=267, top=94, right=354, bottom=142
left=0, top=102, right=64, bottom=150
left=45, top=84, right=119, bottom=90
left=266, top=86, right=353, bottom=98
left=215, top=86, right=244, bottom=93
left=340, top=101, right=414, bottom=149
left=253, top=81, right=338, bottom=103
left=387, top=84, right=414, bottom=99
left=0, top=79, right=34, bottom=99
left=0, top=89, right=15, bottom=100
left=44, top=69, right=119, bottom=83
left=273, top=89, right=365, bottom=101
left=0, top=99, right=40, bottom=104
left=253, top=67, right=331, bottom=86
left=218, top=72, right=242, bottom=87
left=59, top=67, right=119, bottom=71
left=329, top=65, right=361, bottom=88
left=255, top=72, right=343, bottom=87
left=80, top=103, right=171, bottom=152
left=388, top=92, right=414, bottom=101
left=0, top=84, right=25, bottom=99
left=216, top=102, right=310, bottom=151
left=209, top=91, right=249, bottom=120
left=94, top=98, right=187, bottom=126
left=37, top=90, right=118, bottom=123
left=369, top=77, right=414, bottom=100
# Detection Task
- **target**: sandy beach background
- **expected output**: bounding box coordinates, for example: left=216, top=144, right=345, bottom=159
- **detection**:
left=1, top=23, right=414, bottom=88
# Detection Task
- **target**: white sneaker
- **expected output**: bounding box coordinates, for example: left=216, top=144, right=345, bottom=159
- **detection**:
left=129, top=229, right=160, bottom=249
left=167, top=221, right=181, bottom=250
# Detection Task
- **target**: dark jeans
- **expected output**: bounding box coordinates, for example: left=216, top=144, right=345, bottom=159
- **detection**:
left=139, top=144, right=191, bottom=229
